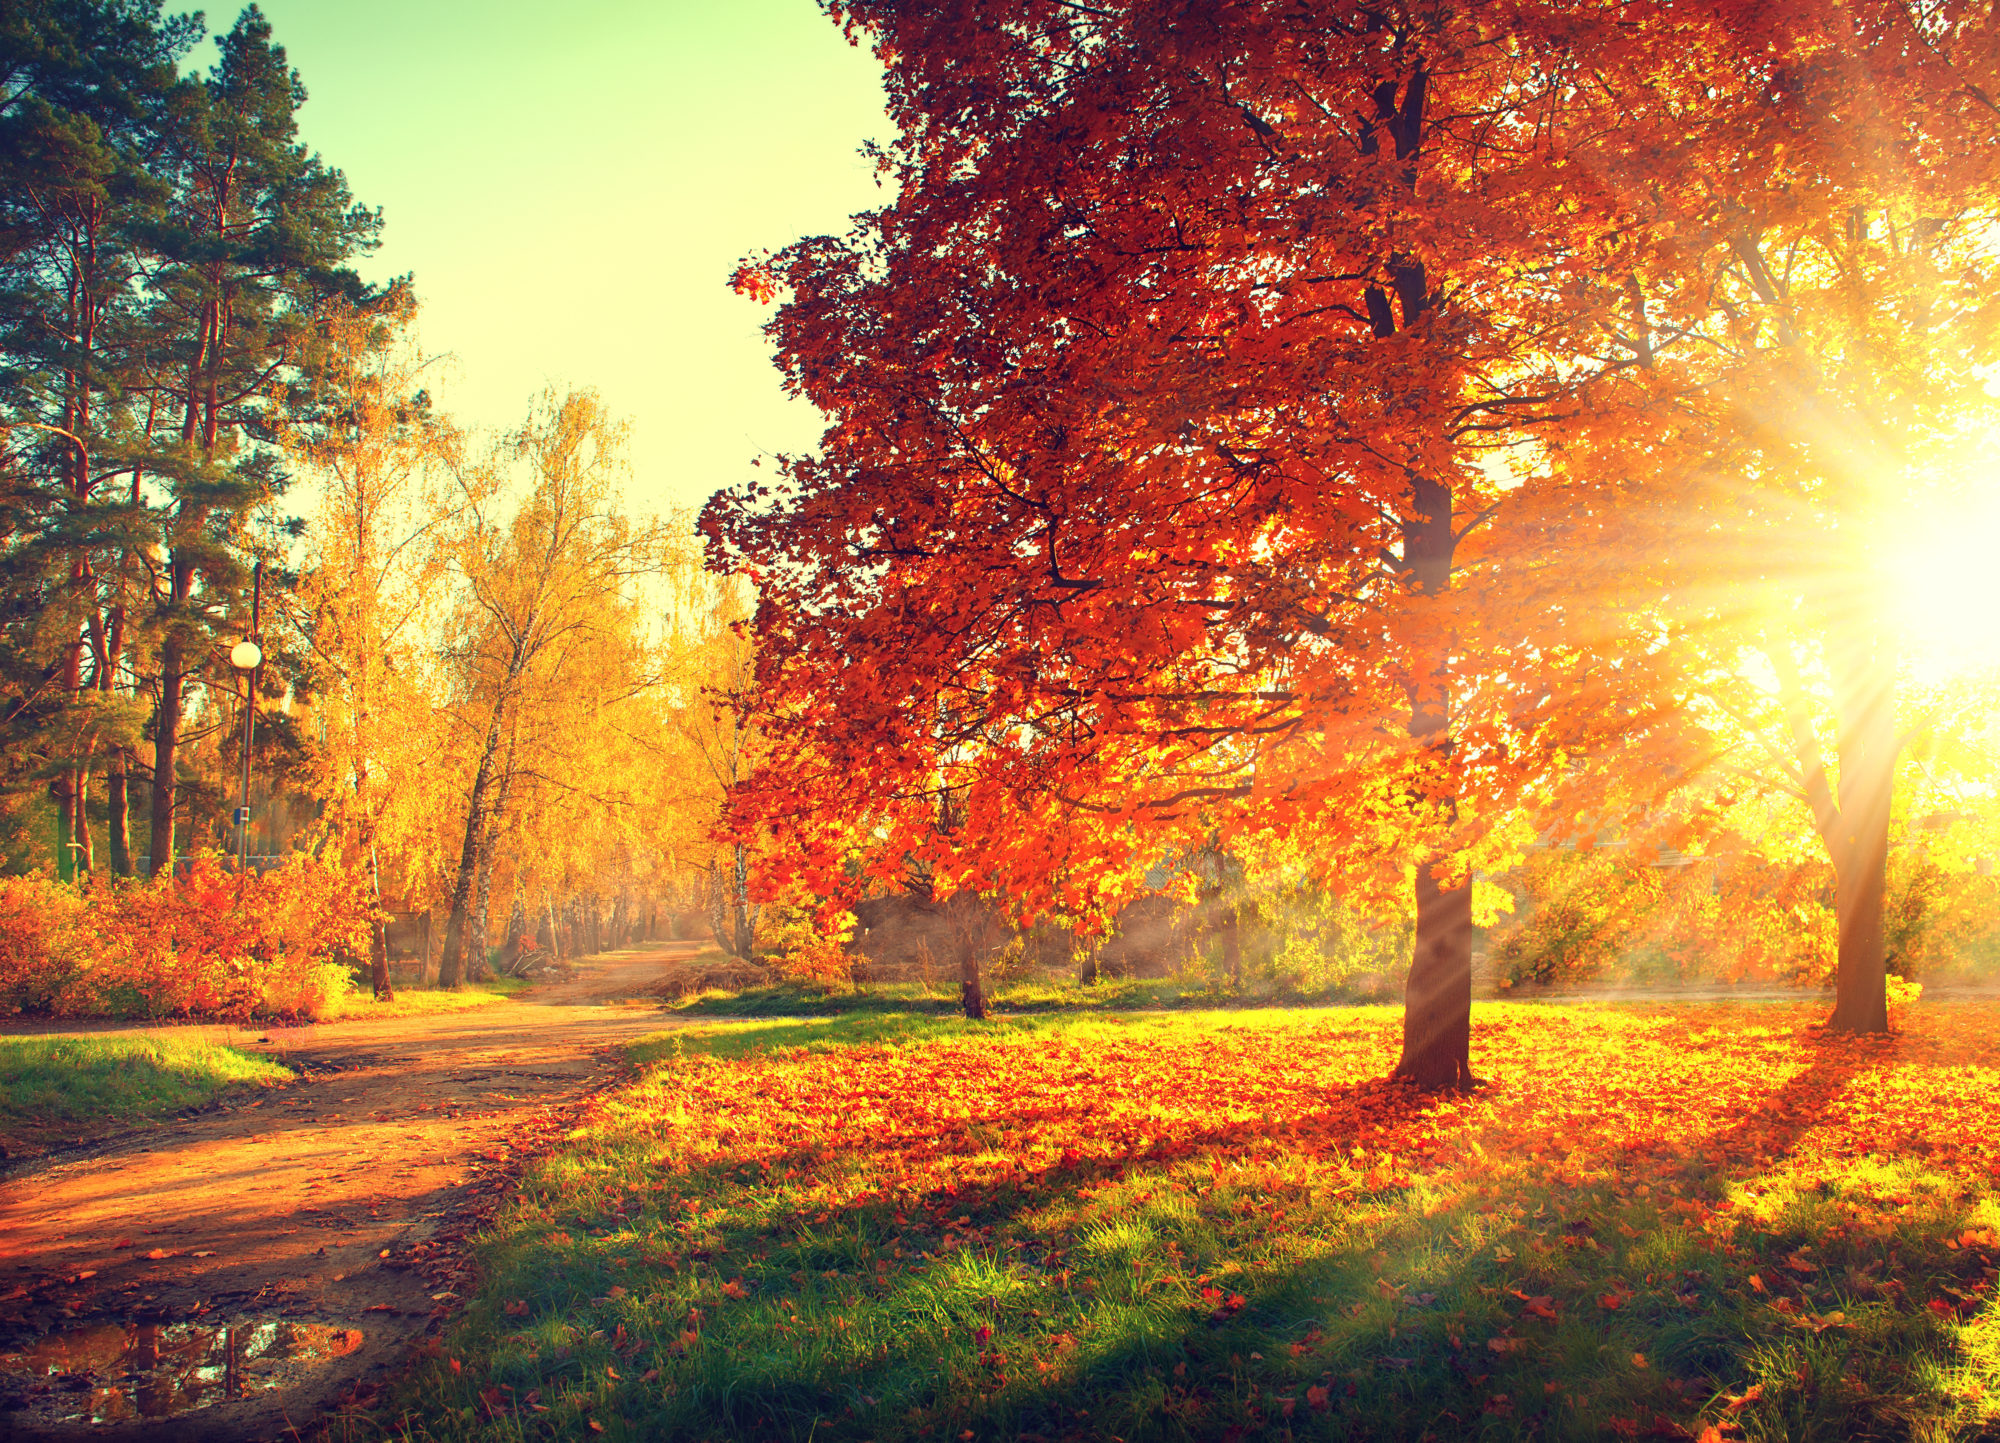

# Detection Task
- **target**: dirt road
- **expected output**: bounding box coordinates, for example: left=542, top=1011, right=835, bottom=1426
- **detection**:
left=0, top=941, right=700, bottom=1442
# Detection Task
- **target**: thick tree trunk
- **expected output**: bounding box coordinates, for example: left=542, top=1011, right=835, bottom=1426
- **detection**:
left=1357, top=65, right=1475, bottom=1085
left=148, top=634, right=185, bottom=879
left=948, top=894, right=988, bottom=1020
left=1395, top=860, right=1476, bottom=1087
left=958, top=929, right=986, bottom=1019
left=1389, top=461, right=1475, bottom=1087
left=1828, top=643, right=1895, bottom=1033
left=468, top=838, right=497, bottom=983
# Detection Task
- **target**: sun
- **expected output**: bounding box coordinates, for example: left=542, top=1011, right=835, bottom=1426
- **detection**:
left=1880, top=474, right=2000, bottom=687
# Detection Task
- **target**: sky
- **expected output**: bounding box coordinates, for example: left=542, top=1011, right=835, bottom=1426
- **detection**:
left=172, top=0, right=892, bottom=521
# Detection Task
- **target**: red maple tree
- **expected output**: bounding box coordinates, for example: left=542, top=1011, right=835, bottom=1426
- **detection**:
left=709, top=0, right=2000, bottom=1066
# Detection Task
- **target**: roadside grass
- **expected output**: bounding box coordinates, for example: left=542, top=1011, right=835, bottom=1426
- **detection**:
left=0, top=1033, right=291, bottom=1154
left=358, top=1002, right=2000, bottom=1443
left=665, top=975, right=1353, bottom=1018
left=330, top=976, right=528, bottom=1021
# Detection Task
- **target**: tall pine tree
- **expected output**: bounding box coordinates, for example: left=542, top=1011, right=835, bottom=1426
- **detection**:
left=137, top=5, right=387, bottom=876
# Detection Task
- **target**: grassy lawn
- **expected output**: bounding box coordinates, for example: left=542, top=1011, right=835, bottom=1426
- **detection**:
left=667, top=975, right=1323, bottom=1018
left=330, top=976, right=529, bottom=1021
left=360, top=1001, right=2000, bottom=1442
left=0, top=1033, right=291, bottom=1154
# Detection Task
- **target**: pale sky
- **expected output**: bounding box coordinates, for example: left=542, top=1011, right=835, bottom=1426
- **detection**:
left=176, top=0, right=892, bottom=521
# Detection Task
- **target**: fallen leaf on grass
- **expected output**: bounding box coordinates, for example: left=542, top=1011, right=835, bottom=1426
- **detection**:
left=1724, top=1384, right=1764, bottom=1411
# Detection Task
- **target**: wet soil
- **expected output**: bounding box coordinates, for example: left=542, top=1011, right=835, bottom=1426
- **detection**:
left=0, top=941, right=702, bottom=1442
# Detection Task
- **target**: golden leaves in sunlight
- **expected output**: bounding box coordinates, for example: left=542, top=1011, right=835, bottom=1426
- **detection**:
left=626, top=1004, right=2000, bottom=1211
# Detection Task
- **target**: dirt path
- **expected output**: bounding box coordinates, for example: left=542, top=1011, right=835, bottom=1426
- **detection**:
left=0, top=941, right=702, bottom=1442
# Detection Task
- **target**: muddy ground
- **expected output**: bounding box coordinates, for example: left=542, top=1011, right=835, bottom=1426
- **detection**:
left=0, top=941, right=702, bottom=1442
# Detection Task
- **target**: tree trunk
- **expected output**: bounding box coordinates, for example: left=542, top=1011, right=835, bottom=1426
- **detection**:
left=365, top=841, right=394, bottom=1001
left=76, top=762, right=93, bottom=874
left=436, top=713, right=503, bottom=987
left=52, top=771, right=77, bottom=882
left=948, top=894, right=987, bottom=1020
left=468, top=836, right=497, bottom=983
left=106, top=747, right=133, bottom=878
left=501, top=895, right=528, bottom=971
left=1389, top=460, right=1475, bottom=1088
left=148, top=632, right=185, bottom=879
left=958, top=933, right=986, bottom=1019
left=1828, top=641, right=1895, bottom=1033
left=370, top=914, right=394, bottom=1000
left=1395, top=859, right=1476, bottom=1088
left=1222, top=906, right=1242, bottom=989
left=730, top=843, right=755, bottom=957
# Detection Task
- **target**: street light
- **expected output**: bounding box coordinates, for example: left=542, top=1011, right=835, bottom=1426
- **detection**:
left=229, top=637, right=260, bottom=870
left=230, top=562, right=263, bottom=871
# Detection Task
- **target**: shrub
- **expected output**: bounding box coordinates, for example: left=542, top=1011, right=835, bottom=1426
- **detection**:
left=0, top=874, right=90, bottom=1012
left=0, top=854, right=374, bottom=1020
left=1490, top=846, right=1871, bottom=989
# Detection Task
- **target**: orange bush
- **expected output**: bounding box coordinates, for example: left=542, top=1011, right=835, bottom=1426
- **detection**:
left=0, top=855, right=374, bottom=1020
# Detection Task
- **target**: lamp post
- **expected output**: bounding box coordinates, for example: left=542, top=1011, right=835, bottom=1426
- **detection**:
left=229, top=562, right=263, bottom=871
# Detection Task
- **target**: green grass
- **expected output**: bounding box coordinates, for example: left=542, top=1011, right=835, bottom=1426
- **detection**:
left=331, top=975, right=529, bottom=1021
left=666, top=974, right=1354, bottom=1018
left=0, top=1033, right=292, bottom=1151
left=352, top=1005, right=2000, bottom=1443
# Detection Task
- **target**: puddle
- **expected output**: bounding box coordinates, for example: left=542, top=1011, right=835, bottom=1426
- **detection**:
left=0, top=1318, right=364, bottom=1424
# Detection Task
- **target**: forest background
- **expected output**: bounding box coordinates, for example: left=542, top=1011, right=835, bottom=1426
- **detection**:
left=3, top=0, right=2000, bottom=1036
